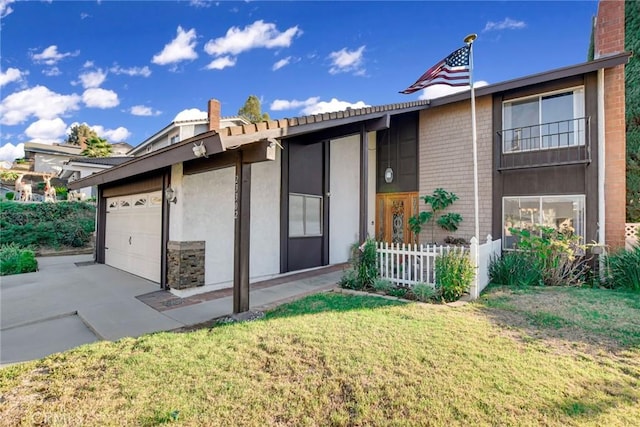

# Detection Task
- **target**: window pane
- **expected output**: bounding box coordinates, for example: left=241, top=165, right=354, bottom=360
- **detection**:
left=289, top=195, right=304, bottom=236
left=542, top=92, right=574, bottom=148
left=541, top=196, right=584, bottom=239
left=504, top=197, right=539, bottom=249
left=504, top=98, right=539, bottom=152
left=305, top=196, right=322, bottom=235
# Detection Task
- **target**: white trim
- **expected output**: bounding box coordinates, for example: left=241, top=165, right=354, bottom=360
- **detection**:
left=597, top=69, right=606, bottom=247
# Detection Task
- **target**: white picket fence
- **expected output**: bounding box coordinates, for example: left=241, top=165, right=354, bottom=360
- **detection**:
left=376, top=235, right=501, bottom=300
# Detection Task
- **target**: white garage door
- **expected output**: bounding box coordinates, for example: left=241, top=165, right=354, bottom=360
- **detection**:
left=105, top=191, right=162, bottom=283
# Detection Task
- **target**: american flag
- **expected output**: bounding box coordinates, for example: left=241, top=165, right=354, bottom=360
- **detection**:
left=400, top=46, right=470, bottom=94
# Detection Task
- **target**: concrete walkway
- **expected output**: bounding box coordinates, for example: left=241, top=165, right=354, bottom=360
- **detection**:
left=0, top=255, right=343, bottom=366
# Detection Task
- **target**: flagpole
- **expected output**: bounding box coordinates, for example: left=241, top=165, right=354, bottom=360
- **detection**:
left=465, top=34, right=479, bottom=245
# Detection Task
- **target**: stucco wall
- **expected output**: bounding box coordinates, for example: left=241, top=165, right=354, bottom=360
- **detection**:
left=418, top=95, right=493, bottom=243
left=368, top=132, right=377, bottom=238
left=175, top=153, right=281, bottom=287
left=330, top=135, right=360, bottom=264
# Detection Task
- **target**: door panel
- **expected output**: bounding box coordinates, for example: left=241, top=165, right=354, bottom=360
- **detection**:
left=375, top=192, right=418, bottom=244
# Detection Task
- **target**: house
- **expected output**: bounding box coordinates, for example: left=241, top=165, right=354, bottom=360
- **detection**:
left=20, top=142, right=83, bottom=174
left=127, top=107, right=250, bottom=157
left=111, top=142, right=134, bottom=156
left=70, top=2, right=628, bottom=311
left=59, top=156, right=132, bottom=199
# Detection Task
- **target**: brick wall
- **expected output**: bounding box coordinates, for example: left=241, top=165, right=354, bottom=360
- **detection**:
left=418, top=95, right=493, bottom=244
left=596, top=0, right=626, bottom=249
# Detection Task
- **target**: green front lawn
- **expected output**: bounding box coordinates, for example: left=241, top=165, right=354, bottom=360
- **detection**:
left=1, top=289, right=639, bottom=426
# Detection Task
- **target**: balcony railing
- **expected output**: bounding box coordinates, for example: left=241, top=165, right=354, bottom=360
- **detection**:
left=498, top=117, right=591, bottom=170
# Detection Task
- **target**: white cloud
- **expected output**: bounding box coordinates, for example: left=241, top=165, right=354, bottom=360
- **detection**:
left=0, top=86, right=81, bottom=125
left=80, top=12, right=90, bottom=19
left=0, top=67, right=25, bottom=87
left=82, top=88, right=119, bottom=108
left=328, top=45, right=365, bottom=75
left=189, top=0, right=212, bottom=7
left=0, top=142, right=24, bottom=162
left=483, top=18, right=526, bottom=32
left=272, top=56, right=291, bottom=71
left=270, top=96, right=320, bottom=111
left=204, top=20, right=302, bottom=56
left=130, top=105, right=162, bottom=116
left=0, top=0, right=16, bottom=19
left=152, top=26, right=198, bottom=66
left=31, top=45, right=79, bottom=65
left=206, top=56, right=236, bottom=70
left=173, top=108, right=207, bottom=122
left=79, top=68, right=107, bottom=89
left=271, top=97, right=369, bottom=116
left=42, top=67, right=61, bottom=76
left=93, top=125, right=131, bottom=142
left=110, top=65, right=152, bottom=77
left=418, top=80, right=489, bottom=100
left=83, top=60, right=94, bottom=68
left=25, top=118, right=68, bottom=143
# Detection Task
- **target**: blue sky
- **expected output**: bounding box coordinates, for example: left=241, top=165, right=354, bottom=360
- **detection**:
left=0, top=0, right=598, bottom=162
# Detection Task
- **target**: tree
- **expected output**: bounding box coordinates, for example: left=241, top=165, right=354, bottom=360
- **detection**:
left=408, top=188, right=463, bottom=244
left=626, top=0, right=640, bottom=222
left=238, top=95, right=270, bottom=123
left=81, top=137, right=112, bottom=157
left=66, top=124, right=98, bottom=146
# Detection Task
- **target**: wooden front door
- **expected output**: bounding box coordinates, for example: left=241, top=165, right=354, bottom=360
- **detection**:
left=375, top=192, right=418, bottom=244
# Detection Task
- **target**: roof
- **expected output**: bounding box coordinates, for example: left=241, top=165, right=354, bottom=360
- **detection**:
left=70, top=52, right=630, bottom=190
left=66, top=156, right=132, bottom=166
left=24, top=142, right=82, bottom=156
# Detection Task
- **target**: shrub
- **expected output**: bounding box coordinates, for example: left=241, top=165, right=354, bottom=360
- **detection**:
left=0, top=243, right=38, bottom=275
left=604, top=246, right=640, bottom=291
left=373, top=278, right=393, bottom=293
left=409, top=188, right=463, bottom=244
left=489, top=252, right=542, bottom=287
left=511, top=227, right=591, bottom=286
left=339, top=239, right=379, bottom=291
left=435, top=251, right=474, bottom=302
left=387, top=287, right=408, bottom=299
left=412, top=282, right=438, bottom=302
left=5, top=192, right=14, bottom=201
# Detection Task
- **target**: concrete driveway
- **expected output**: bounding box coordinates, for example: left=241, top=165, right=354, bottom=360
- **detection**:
left=1, top=255, right=342, bottom=366
left=0, top=255, right=183, bottom=365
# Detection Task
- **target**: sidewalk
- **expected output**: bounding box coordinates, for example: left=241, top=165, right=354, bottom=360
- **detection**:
left=0, top=255, right=344, bottom=365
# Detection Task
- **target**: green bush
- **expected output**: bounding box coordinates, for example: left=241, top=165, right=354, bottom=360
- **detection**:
left=435, top=251, right=474, bottom=302
left=339, top=239, right=379, bottom=291
left=373, top=278, right=393, bottom=293
left=604, top=246, right=640, bottom=291
left=0, top=243, right=38, bottom=275
left=387, top=287, right=408, bottom=299
left=510, top=227, right=590, bottom=286
left=0, top=201, right=95, bottom=249
left=5, top=192, right=14, bottom=201
left=489, top=252, right=543, bottom=287
left=411, top=282, right=437, bottom=302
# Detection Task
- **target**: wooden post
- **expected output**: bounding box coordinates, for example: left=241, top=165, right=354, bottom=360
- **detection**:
left=233, top=152, right=251, bottom=313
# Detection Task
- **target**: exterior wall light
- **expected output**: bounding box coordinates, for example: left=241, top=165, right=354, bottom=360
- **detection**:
left=165, top=187, right=177, bottom=204
left=384, top=167, right=394, bottom=183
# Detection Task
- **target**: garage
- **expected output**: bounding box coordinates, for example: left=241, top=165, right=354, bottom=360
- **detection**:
left=104, top=191, right=163, bottom=282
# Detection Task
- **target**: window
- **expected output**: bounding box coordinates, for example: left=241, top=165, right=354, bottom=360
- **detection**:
left=289, top=193, right=322, bottom=237
left=503, top=195, right=585, bottom=249
left=503, top=87, right=585, bottom=153
left=170, top=134, right=180, bottom=145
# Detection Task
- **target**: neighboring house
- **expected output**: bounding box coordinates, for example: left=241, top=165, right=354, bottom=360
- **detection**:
left=21, top=142, right=83, bottom=174
left=59, top=157, right=132, bottom=199
left=127, top=104, right=250, bottom=156
left=111, top=142, right=134, bottom=156
left=71, top=2, right=628, bottom=310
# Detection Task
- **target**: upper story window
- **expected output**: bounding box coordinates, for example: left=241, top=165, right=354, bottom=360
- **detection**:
left=502, top=87, right=585, bottom=153
left=170, top=134, right=180, bottom=145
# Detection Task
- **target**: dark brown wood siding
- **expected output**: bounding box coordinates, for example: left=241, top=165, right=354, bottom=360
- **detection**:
left=102, top=173, right=164, bottom=198
left=377, top=112, right=418, bottom=193
left=492, top=72, right=599, bottom=243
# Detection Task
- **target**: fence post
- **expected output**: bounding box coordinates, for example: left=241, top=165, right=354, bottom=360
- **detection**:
left=469, top=236, right=479, bottom=300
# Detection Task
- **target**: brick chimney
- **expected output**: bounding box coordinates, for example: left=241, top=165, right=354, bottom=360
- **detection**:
left=594, top=0, right=626, bottom=249
left=208, top=99, right=221, bottom=131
